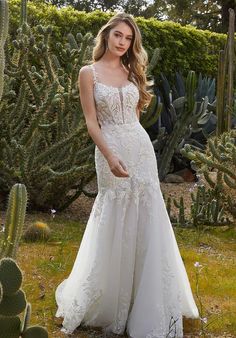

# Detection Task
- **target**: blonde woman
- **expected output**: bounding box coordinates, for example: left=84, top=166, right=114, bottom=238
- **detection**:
left=55, top=12, right=199, bottom=337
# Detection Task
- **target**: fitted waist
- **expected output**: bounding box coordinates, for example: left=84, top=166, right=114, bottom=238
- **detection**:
left=100, top=120, right=140, bottom=130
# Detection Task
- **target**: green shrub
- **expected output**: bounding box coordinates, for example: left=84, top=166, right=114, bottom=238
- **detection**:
left=8, top=0, right=227, bottom=77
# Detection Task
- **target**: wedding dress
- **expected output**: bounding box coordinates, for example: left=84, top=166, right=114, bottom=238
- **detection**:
left=55, top=64, right=199, bottom=337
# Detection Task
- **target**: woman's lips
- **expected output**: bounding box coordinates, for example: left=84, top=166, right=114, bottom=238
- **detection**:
left=116, top=47, right=125, bottom=51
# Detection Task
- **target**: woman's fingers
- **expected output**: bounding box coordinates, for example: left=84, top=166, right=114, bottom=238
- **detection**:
left=107, top=154, right=129, bottom=177
left=112, top=162, right=129, bottom=177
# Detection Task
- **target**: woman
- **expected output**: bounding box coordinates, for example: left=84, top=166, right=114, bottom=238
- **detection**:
left=55, top=12, right=199, bottom=338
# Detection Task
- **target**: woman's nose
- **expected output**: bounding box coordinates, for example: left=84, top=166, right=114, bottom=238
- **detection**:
left=119, top=37, right=126, bottom=45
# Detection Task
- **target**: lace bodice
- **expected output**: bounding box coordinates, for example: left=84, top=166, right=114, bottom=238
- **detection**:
left=90, top=64, right=139, bottom=126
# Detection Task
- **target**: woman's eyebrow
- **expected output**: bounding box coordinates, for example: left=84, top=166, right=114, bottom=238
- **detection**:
left=114, top=30, right=133, bottom=37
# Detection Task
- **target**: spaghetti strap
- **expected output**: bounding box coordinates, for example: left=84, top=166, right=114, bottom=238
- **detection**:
left=90, top=64, right=97, bottom=84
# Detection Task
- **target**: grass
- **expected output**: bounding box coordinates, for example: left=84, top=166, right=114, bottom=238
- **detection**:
left=7, top=212, right=236, bottom=337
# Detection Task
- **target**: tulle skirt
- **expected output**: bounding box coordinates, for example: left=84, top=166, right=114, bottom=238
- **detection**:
left=55, top=121, right=199, bottom=337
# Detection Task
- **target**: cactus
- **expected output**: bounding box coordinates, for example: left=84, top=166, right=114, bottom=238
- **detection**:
left=140, top=94, right=162, bottom=129
left=0, top=0, right=97, bottom=210
left=0, top=0, right=9, bottom=101
left=173, top=196, right=186, bottom=227
left=164, top=184, right=230, bottom=227
left=216, top=8, right=235, bottom=136
left=158, top=71, right=211, bottom=181
left=23, top=221, right=51, bottom=242
left=181, top=129, right=236, bottom=219
left=0, top=257, right=48, bottom=338
left=150, top=70, right=216, bottom=181
left=0, top=183, right=28, bottom=259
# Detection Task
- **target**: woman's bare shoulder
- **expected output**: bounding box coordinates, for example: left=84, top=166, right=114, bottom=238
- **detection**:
left=79, top=64, right=93, bottom=75
left=79, top=65, right=94, bottom=84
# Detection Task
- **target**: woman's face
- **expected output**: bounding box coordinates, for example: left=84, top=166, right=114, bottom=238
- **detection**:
left=107, top=22, right=133, bottom=56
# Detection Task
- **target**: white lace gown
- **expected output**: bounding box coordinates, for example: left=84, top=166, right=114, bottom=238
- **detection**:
left=55, top=64, right=199, bottom=337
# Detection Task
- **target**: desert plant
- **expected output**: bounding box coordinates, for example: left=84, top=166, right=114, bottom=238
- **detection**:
left=0, top=183, right=28, bottom=259
left=216, top=8, right=235, bottom=136
left=0, top=0, right=8, bottom=101
left=152, top=70, right=216, bottom=181
left=0, top=0, right=96, bottom=210
left=23, top=221, right=51, bottom=242
left=181, top=129, right=236, bottom=218
left=165, top=184, right=230, bottom=227
left=0, top=257, right=48, bottom=337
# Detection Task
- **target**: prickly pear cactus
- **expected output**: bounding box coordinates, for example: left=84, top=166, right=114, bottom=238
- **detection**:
left=0, top=183, right=28, bottom=259
left=0, top=258, right=48, bottom=338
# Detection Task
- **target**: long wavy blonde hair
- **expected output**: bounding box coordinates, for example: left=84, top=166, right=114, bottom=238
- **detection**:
left=92, top=12, right=153, bottom=111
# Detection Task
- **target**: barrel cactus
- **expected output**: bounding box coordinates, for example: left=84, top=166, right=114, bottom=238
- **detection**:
left=0, top=183, right=28, bottom=259
left=0, top=257, right=48, bottom=338
left=23, top=221, right=51, bottom=242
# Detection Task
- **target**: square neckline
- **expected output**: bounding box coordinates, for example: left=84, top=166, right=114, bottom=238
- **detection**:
left=90, top=64, right=133, bottom=90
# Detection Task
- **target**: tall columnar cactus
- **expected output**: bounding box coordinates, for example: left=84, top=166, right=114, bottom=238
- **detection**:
left=216, top=8, right=235, bottom=136
left=181, top=129, right=236, bottom=218
left=140, top=94, right=162, bottom=129
left=157, top=71, right=212, bottom=181
left=0, top=0, right=9, bottom=101
left=0, top=0, right=97, bottom=210
left=151, top=70, right=216, bottom=182
left=0, top=257, right=48, bottom=338
left=0, top=184, right=28, bottom=259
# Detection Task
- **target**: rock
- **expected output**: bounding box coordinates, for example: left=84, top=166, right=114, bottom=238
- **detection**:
left=173, top=168, right=196, bottom=182
left=164, top=174, right=185, bottom=183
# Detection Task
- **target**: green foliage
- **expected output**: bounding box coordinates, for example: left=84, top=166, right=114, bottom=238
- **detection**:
left=0, top=184, right=28, bottom=259
left=34, top=0, right=234, bottom=33
left=0, top=257, right=48, bottom=338
left=181, top=129, right=236, bottom=219
left=154, top=71, right=215, bottom=181
left=165, top=184, right=230, bottom=227
left=216, top=9, right=235, bottom=136
left=8, top=0, right=226, bottom=78
left=1, top=1, right=96, bottom=210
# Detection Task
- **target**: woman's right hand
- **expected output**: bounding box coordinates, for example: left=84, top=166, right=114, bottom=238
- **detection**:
left=106, top=154, right=129, bottom=178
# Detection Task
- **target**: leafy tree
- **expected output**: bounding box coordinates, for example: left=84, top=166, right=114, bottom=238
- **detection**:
left=40, top=0, right=236, bottom=32
left=143, top=0, right=236, bottom=32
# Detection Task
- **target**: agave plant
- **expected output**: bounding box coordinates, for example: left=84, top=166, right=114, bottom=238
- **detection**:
left=148, top=71, right=217, bottom=180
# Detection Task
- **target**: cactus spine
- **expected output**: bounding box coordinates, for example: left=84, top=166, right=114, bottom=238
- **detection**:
left=0, top=258, right=48, bottom=338
left=0, top=0, right=9, bottom=101
left=0, top=184, right=28, bottom=259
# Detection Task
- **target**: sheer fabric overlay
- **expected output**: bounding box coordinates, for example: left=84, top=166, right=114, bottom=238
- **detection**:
left=55, top=64, right=199, bottom=337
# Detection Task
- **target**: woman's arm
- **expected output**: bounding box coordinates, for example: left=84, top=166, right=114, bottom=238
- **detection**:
left=78, top=66, right=129, bottom=178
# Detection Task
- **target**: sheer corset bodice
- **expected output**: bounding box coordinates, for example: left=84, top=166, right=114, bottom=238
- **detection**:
left=90, top=64, right=139, bottom=126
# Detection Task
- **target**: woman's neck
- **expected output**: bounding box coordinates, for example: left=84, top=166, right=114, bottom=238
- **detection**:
left=98, top=51, right=122, bottom=69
